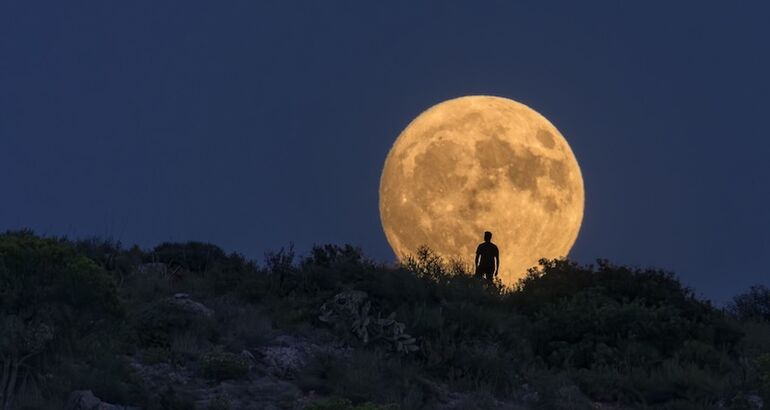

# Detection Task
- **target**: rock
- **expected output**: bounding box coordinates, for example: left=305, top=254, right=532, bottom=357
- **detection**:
left=253, top=333, right=350, bottom=379
left=520, top=386, right=539, bottom=404
left=129, top=351, right=302, bottom=410
left=167, top=293, right=214, bottom=318
left=257, top=345, right=307, bottom=378
left=318, top=290, right=418, bottom=353
left=730, top=393, right=764, bottom=410
left=749, top=395, right=765, bottom=410
left=64, top=390, right=139, bottom=410
left=128, top=358, right=193, bottom=388
left=318, top=290, right=368, bottom=323
left=240, top=349, right=256, bottom=362
left=64, top=391, right=101, bottom=410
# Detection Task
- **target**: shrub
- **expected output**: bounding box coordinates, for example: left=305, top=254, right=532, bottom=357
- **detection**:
left=304, top=398, right=396, bottom=410
left=0, top=230, right=123, bottom=410
left=67, top=348, right=147, bottom=408
left=150, top=241, right=228, bottom=271
left=207, top=395, right=231, bottom=410
left=155, top=385, right=195, bottom=410
left=169, top=330, right=210, bottom=364
left=75, top=237, right=143, bottom=278
left=305, top=398, right=352, bottom=410
left=728, top=285, right=770, bottom=322
left=302, top=244, right=370, bottom=270
left=756, top=353, right=770, bottom=399
left=208, top=297, right=274, bottom=352
left=298, top=350, right=426, bottom=409
left=141, top=347, right=172, bottom=364
left=514, top=259, right=701, bottom=315
left=135, top=297, right=215, bottom=348
left=200, top=351, right=250, bottom=380
left=515, top=259, right=742, bottom=366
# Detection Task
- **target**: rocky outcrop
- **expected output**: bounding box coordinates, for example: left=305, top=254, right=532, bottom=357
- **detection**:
left=253, top=334, right=348, bottom=379
left=169, top=293, right=214, bottom=318
left=127, top=353, right=302, bottom=410
left=122, top=327, right=542, bottom=410
left=318, top=290, right=418, bottom=353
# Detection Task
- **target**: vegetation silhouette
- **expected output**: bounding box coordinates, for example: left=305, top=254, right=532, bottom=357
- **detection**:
left=728, top=285, right=770, bottom=322
left=1, top=230, right=769, bottom=409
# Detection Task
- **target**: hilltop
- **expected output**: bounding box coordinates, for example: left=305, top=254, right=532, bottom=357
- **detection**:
left=1, top=230, right=769, bottom=410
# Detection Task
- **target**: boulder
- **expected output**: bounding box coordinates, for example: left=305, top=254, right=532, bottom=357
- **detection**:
left=170, top=293, right=214, bottom=318
left=318, top=290, right=368, bottom=323
left=257, top=345, right=307, bottom=378
left=254, top=334, right=348, bottom=379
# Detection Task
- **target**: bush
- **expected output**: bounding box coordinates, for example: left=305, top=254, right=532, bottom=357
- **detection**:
left=141, top=347, right=172, bottom=364
left=135, top=297, right=215, bottom=348
left=207, top=395, right=231, bottom=410
left=150, top=241, right=228, bottom=271
left=200, top=351, right=250, bottom=380
left=298, top=350, right=426, bottom=409
left=208, top=297, right=274, bottom=352
left=305, top=397, right=396, bottom=410
left=155, top=385, right=195, bottom=410
left=515, top=259, right=742, bottom=366
left=75, top=237, right=143, bottom=278
left=0, top=230, right=123, bottom=410
left=728, top=285, right=770, bottom=322
left=66, top=348, right=147, bottom=408
left=170, top=330, right=210, bottom=364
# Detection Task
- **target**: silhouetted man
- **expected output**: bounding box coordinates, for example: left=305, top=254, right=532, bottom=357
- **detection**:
left=475, top=231, right=499, bottom=282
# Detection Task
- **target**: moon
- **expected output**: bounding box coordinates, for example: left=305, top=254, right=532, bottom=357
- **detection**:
left=379, top=95, right=584, bottom=286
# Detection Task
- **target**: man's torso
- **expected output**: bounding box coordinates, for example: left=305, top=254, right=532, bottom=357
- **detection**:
left=476, top=242, right=499, bottom=273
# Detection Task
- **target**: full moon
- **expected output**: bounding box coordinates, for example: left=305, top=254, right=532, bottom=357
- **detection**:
left=379, top=96, right=584, bottom=286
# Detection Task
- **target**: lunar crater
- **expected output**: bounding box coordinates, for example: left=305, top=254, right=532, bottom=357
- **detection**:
left=536, top=129, right=556, bottom=148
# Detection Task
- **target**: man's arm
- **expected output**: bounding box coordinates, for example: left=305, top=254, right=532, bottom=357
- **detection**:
left=494, top=247, right=499, bottom=276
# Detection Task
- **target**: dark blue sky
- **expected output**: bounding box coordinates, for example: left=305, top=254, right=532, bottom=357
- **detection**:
left=2, top=2, right=768, bottom=303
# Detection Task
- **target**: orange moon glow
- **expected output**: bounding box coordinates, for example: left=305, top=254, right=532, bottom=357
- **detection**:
left=379, top=96, right=584, bottom=286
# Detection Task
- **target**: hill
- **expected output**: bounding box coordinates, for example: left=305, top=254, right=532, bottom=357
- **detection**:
left=1, top=230, right=769, bottom=410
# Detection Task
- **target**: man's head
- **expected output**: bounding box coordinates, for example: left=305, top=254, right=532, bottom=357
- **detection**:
left=484, top=231, right=492, bottom=242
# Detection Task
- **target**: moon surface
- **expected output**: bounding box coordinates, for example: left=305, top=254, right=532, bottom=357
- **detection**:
left=379, top=96, right=584, bottom=286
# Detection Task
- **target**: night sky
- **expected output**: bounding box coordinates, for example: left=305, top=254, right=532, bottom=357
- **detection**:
left=2, top=2, right=768, bottom=303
